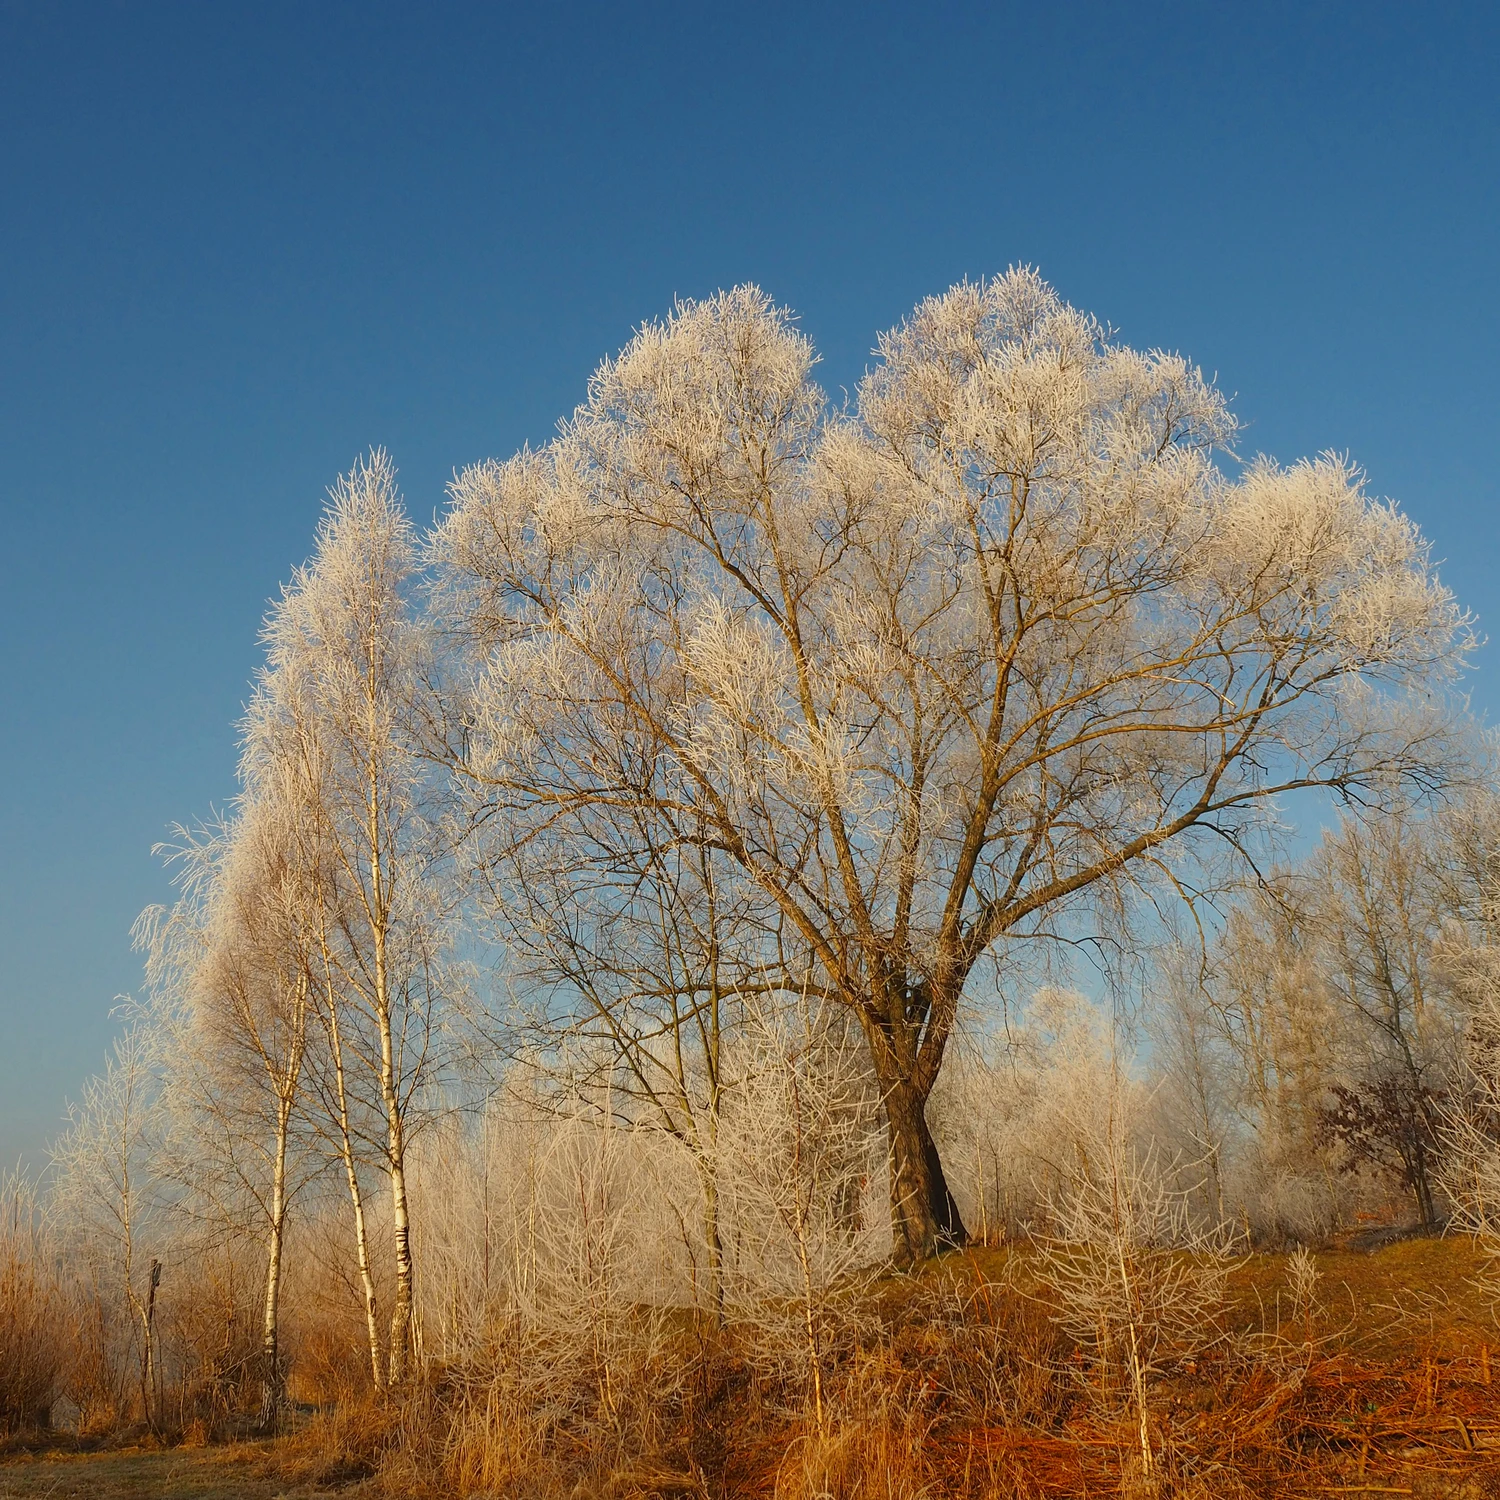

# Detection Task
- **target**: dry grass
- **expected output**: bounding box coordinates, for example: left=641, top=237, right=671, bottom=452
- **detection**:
left=0, top=1439, right=324, bottom=1500
left=0, top=1178, right=63, bottom=1437
left=5, top=1237, right=1500, bottom=1498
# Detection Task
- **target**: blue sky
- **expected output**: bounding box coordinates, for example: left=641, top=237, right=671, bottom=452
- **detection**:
left=1, top=1, right=1496, bottom=1170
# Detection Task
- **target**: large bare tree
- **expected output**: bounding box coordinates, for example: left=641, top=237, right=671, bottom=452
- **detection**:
left=434, top=272, right=1470, bottom=1263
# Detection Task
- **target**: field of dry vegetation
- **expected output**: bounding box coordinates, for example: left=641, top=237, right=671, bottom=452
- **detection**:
left=6, top=1237, right=1500, bottom=1498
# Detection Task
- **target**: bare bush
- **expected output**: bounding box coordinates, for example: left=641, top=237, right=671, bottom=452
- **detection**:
left=0, top=1171, right=63, bottom=1434
left=1033, top=1080, right=1238, bottom=1483
left=717, top=1003, right=884, bottom=1432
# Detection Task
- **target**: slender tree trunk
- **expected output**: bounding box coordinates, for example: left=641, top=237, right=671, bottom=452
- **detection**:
left=787, top=1072, right=826, bottom=1437
left=323, top=975, right=384, bottom=1390
left=367, top=734, right=416, bottom=1386
left=258, top=1096, right=291, bottom=1430
left=342, top=1140, right=384, bottom=1392
left=373, top=947, right=414, bottom=1385
left=372, top=912, right=414, bottom=1384
left=384, top=1093, right=414, bottom=1385
left=1410, top=1127, right=1438, bottom=1231
left=700, top=1156, right=724, bottom=1326
left=141, top=1259, right=161, bottom=1436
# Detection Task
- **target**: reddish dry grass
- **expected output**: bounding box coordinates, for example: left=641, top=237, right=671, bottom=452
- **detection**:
left=8, top=1237, right=1500, bottom=1498
left=709, top=1238, right=1500, bottom=1499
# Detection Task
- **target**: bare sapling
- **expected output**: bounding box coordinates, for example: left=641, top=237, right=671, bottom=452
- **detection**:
left=1285, top=1244, right=1322, bottom=1342
left=719, top=1000, right=882, bottom=1434
left=1034, top=1078, right=1238, bottom=1483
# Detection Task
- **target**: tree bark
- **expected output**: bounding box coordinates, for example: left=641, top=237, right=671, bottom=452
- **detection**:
left=385, top=1132, right=414, bottom=1384
left=323, top=968, right=384, bottom=1390
left=258, top=1096, right=291, bottom=1431
left=368, top=730, right=415, bottom=1386
left=344, top=1144, right=384, bottom=1391
left=141, top=1259, right=161, bottom=1436
left=701, top=1159, right=724, bottom=1326
left=881, top=1075, right=967, bottom=1266
left=375, top=925, right=414, bottom=1384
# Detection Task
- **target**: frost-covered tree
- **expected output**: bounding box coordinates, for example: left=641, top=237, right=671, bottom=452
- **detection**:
left=435, top=271, right=1471, bottom=1263
left=716, top=1001, right=883, bottom=1432
left=136, top=792, right=316, bottom=1429
left=1309, top=812, right=1463, bottom=1230
left=246, top=450, right=447, bottom=1383
left=1165, top=880, right=1349, bottom=1240
left=1426, top=791, right=1500, bottom=1234
left=49, top=1023, right=169, bottom=1429
left=477, top=791, right=796, bottom=1319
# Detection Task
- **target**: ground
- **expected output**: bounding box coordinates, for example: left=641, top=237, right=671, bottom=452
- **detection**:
left=0, top=1442, right=320, bottom=1500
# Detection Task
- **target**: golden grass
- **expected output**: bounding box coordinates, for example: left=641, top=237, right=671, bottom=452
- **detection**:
left=0, top=1440, right=323, bottom=1500
left=4, top=1238, right=1500, bottom=1498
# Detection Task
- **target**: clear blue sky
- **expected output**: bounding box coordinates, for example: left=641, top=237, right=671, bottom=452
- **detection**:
left=2, top=2, right=1496, bottom=1171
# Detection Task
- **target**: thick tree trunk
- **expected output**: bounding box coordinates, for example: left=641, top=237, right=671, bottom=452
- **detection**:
left=882, top=1076, right=967, bottom=1266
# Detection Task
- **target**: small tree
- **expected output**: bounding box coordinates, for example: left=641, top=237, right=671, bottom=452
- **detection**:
left=481, top=802, right=803, bottom=1321
left=718, top=1000, right=882, bottom=1432
left=1034, top=1079, right=1236, bottom=1481
left=1309, top=813, right=1461, bottom=1230
left=49, top=1023, right=169, bottom=1432
left=1434, top=791, right=1500, bottom=1240
left=137, top=796, right=316, bottom=1431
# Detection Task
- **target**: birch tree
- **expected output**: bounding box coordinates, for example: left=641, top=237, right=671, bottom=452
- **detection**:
left=137, top=794, right=316, bottom=1430
left=247, top=450, right=447, bottom=1383
left=49, top=1024, right=167, bottom=1429
left=434, top=271, right=1471, bottom=1263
